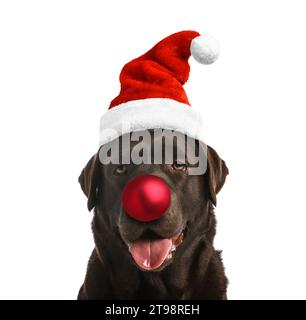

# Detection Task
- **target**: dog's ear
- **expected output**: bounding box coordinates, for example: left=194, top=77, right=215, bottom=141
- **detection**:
left=206, top=145, right=229, bottom=206
left=79, top=154, right=100, bottom=211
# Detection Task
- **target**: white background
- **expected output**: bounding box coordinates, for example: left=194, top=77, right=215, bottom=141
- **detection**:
left=0, top=0, right=306, bottom=300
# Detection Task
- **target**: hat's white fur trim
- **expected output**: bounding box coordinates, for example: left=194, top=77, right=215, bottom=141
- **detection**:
left=99, top=98, right=203, bottom=145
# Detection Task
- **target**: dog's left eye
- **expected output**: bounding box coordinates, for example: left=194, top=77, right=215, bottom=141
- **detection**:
left=172, top=162, right=187, bottom=172
left=114, top=165, right=127, bottom=175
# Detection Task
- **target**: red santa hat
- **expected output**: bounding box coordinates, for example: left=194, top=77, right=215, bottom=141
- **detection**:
left=99, top=30, right=220, bottom=145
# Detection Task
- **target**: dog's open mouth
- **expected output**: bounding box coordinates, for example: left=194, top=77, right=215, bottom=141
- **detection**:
left=128, top=231, right=184, bottom=271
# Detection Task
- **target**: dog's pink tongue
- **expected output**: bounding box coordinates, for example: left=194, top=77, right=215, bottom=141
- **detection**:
left=129, top=238, right=172, bottom=270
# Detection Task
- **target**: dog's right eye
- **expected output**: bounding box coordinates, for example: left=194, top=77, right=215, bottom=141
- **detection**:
left=114, top=165, right=127, bottom=175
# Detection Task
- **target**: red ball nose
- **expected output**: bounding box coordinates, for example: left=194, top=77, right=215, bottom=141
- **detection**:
left=121, top=175, right=171, bottom=222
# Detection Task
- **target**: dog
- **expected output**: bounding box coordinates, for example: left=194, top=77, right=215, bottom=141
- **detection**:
left=78, top=130, right=228, bottom=299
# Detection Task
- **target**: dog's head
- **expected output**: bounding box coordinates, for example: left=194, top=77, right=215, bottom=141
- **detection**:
left=79, top=130, right=228, bottom=272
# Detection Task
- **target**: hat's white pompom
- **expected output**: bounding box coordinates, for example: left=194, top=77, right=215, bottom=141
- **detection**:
left=190, top=34, right=220, bottom=65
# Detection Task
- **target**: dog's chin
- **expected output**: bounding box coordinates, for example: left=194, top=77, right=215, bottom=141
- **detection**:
left=121, top=228, right=185, bottom=272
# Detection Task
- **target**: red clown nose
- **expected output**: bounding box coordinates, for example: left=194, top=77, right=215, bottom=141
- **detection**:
left=121, top=175, right=171, bottom=222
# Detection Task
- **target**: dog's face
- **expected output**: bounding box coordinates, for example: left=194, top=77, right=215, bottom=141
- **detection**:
left=79, top=130, right=228, bottom=272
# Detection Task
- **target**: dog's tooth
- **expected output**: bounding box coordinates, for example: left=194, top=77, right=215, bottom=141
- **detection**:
left=143, top=259, right=150, bottom=268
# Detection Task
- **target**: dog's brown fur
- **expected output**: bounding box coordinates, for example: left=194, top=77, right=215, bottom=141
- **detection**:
left=78, top=131, right=228, bottom=299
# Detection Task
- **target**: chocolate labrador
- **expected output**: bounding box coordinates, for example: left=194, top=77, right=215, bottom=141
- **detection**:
left=78, top=130, right=228, bottom=299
